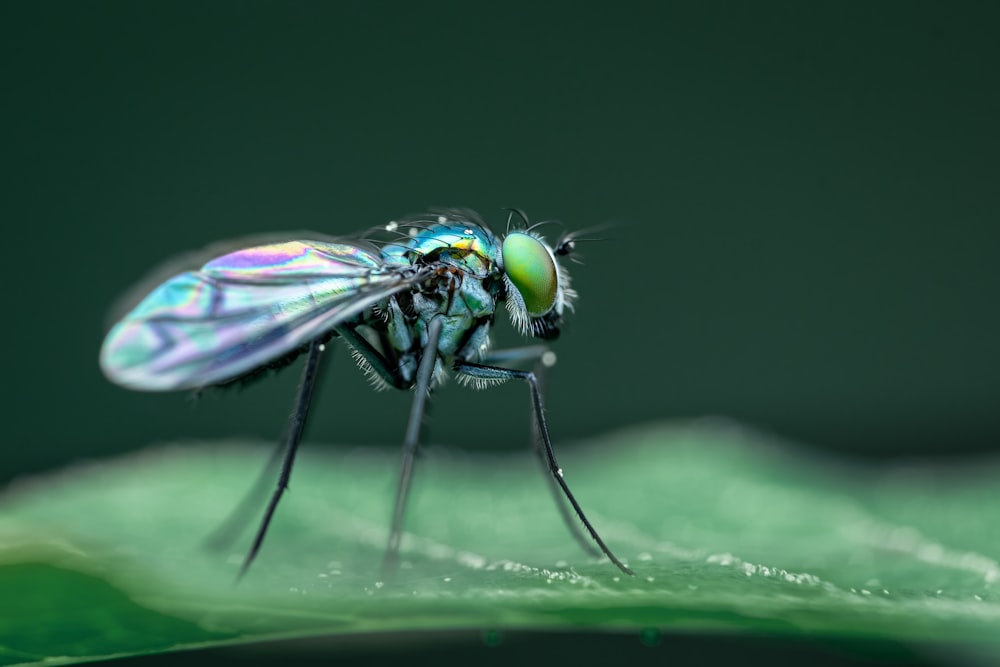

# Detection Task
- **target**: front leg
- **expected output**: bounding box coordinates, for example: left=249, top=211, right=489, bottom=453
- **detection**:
left=475, top=346, right=601, bottom=559
left=455, top=360, right=633, bottom=575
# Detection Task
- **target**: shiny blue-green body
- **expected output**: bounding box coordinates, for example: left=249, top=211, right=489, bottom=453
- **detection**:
left=100, top=209, right=572, bottom=392
left=370, top=217, right=505, bottom=387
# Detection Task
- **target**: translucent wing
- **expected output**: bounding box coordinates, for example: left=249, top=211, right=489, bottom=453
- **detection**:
left=103, top=229, right=339, bottom=329
left=100, top=239, right=423, bottom=391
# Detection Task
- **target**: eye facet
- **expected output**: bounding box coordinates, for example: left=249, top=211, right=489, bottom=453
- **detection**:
left=502, top=232, right=558, bottom=316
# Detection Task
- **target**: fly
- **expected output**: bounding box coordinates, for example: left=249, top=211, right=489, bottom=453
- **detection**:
left=99, top=208, right=633, bottom=579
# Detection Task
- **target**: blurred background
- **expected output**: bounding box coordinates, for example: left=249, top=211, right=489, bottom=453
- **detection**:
left=3, top=1, right=998, bottom=484
left=3, top=1, right=998, bottom=665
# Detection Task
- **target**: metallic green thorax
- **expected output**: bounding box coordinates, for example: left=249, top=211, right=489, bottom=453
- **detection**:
left=362, top=213, right=568, bottom=387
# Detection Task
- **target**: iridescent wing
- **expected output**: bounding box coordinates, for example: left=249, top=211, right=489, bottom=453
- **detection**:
left=100, top=239, right=424, bottom=391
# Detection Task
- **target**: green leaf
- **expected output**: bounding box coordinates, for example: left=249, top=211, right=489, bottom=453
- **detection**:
left=1, top=422, right=999, bottom=665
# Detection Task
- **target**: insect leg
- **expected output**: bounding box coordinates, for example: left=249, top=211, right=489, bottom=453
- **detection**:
left=479, top=345, right=551, bottom=366
left=381, top=315, right=443, bottom=579
left=335, top=326, right=409, bottom=389
left=202, top=425, right=290, bottom=551
left=455, top=360, right=634, bottom=575
left=237, top=338, right=327, bottom=580
left=479, top=347, right=601, bottom=559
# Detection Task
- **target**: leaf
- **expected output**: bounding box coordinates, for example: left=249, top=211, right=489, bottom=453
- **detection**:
left=1, top=421, right=999, bottom=665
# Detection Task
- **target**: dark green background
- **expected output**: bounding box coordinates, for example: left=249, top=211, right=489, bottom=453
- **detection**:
left=3, top=1, right=998, bottom=485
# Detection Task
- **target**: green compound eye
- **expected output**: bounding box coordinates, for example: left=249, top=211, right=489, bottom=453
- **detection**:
left=502, top=232, right=558, bottom=316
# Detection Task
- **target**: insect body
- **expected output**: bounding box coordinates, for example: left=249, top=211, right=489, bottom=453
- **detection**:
left=100, top=208, right=631, bottom=578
